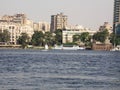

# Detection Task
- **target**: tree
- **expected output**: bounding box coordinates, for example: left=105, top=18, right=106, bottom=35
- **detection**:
left=44, top=32, right=55, bottom=46
left=0, top=32, right=3, bottom=42
left=80, top=32, right=90, bottom=43
left=93, top=29, right=109, bottom=43
left=54, top=29, right=62, bottom=45
left=73, top=34, right=80, bottom=43
left=115, top=35, right=120, bottom=45
left=110, top=33, right=120, bottom=46
left=80, top=32, right=91, bottom=46
left=0, top=30, right=10, bottom=43
left=17, top=33, right=29, bottom=48
left=31, top=31, right=44, bottom=46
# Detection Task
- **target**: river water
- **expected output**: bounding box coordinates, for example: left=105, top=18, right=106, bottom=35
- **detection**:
left=0, top=49, right=120, bottom=90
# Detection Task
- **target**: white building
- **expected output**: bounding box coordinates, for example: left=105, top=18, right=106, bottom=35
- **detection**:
left=0, top=22, right=20, bottom=44
left=20, top=25, right=34, bottom=38
left=0, top=22, right=34, bottom=44
left=33, top=23, right=39, bottom=31
left=62, top=25, right=97, bottom=43
left=26, top=19, right=33, bottom=28
left=0, top=13, right=35, bottom=44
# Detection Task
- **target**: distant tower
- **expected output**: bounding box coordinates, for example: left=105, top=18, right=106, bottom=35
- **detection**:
left=113, top=0, right=120, bottom=34
left=50, top=13, right=68, bottom=32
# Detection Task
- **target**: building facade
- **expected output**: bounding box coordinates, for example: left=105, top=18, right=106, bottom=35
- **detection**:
left=0, top=14, right=34, bottom=44
left=33, top=23, right=39, bottom=31
left=99, top=22, right=113, bottom=34
left=39, top=22, right=50, bottom=32
left=92, top=43, right=113, bottom=51
left=50, top=13, right=68, bottom=32
left=113, top=0, right=120, bottom=34
left=0, top=22, right=34, bottom=44
left=62, top=25, right=97, bottom=43
left=1, top=14, right=27, bottom=25
left=0, top=22, right=20, bottom=44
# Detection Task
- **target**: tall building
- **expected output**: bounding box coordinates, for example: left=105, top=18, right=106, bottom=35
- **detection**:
left=50, top=13, right=68, bottom=32
left=113, top=0, right=120, bottom=34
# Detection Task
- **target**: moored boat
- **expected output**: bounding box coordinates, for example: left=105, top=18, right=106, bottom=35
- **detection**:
left=41, top=44, right=49, bottom=51
left=53, top=45, right=85, bottom=50
left=110, top=45, right=120, bottom=51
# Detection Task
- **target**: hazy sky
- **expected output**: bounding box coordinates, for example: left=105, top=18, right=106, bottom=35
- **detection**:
left=0, top=0, right=113, bottom=30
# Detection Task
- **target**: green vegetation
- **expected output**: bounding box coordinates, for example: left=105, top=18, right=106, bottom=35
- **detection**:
left=110, top=33, right=120, bottom=46
left=31, top=31, right=55, bottom=47
left=0, top=30, right=10, bottom=43
left=73, top=34, right=80, bottom=43
left=80, top=32, right=91, bottom=46
left=44, top=32, right=55, bottom=46
left=1, top=28, right=116, bottom=49
left=54, top=29, right=62, bottom=45
left=31, top=31, right=44, bottom=46
left=17, top=33, right=30, bottom=49
left=93, top=29, right=109, bottom=43
left=73, top=32, right=91, bottom=46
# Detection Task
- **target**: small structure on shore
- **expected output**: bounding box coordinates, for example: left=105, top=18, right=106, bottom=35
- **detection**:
left=92, top=43, right=113, bottom=51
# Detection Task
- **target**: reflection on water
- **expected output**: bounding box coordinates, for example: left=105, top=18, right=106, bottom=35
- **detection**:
left=0, top=49, right=120, bottom=90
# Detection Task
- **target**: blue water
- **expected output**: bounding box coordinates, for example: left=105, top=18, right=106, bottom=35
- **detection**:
left=0, top=49, right=120, bottom=90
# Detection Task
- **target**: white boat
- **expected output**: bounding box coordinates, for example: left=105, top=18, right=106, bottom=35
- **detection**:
left=110, top=45, right=120, bottom=51
left=53, top=45, right=85, bottom=50
left=54, top=45, right=63, bottom=50
left=42, top=44, right=49, bottom=51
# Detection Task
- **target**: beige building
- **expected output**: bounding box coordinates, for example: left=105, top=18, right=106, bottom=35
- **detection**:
left=99, top=22, right=113, bottom=34
left=0, top=22, right=34, bottom=45
left=0, top=22, right=21, bottom=44
left=33, top=23, right=39, bottom=31
left=62, top=25, right=97, bottom=43
left=1, top=13, right=27, bottom=25
left=39, top=21, right=50, bottom=32
left=50, top=13, right=68, bottom=32
left=0, top=13, right=35, bottom=44
left=20, top=25, right=34, bottom=38
left=26, top=19, right=33, bottom=28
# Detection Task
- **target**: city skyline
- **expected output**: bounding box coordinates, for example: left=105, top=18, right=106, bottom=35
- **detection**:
left=0, top=0, right=113, bottom=30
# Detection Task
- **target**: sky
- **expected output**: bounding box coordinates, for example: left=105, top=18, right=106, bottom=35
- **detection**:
left=0, top=0, right=113, bottom=30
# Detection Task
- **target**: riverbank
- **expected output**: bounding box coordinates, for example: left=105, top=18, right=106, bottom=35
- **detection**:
left=0, top=45, right=47, bottom=50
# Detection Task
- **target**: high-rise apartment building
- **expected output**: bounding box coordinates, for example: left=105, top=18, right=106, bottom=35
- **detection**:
left=113, top=0, right=120, bottom=34
left=50, top=13, right=68, bottom=32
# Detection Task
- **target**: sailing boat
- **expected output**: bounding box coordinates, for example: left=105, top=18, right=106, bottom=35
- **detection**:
left=41, top=44, right=49, bottom=51
left=45, top=44, right=49, bottom=50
